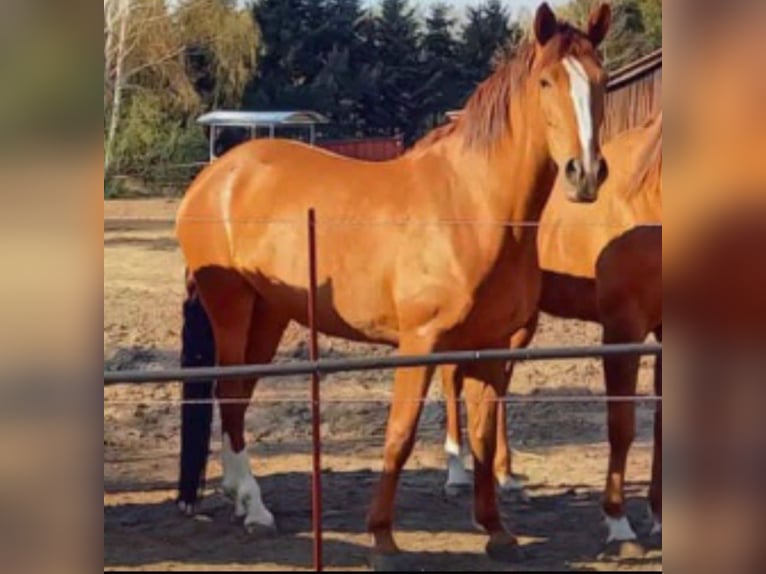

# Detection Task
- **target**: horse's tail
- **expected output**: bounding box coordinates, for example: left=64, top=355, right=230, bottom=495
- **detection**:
left=177, top=270, right=216, bottom=509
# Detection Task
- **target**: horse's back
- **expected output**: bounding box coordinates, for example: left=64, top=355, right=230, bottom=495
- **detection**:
left=176, top=139, right=401, bottom=270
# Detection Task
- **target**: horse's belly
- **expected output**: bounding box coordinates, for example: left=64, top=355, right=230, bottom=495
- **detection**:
left=244, top=253, right=400, bottom=346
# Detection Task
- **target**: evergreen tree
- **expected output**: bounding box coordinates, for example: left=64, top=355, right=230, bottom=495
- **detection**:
left=418, top=3, right=461, bottom=132
left=459, top=0, right=515, bottom=97
left=250, top=0, right=307, bottom=106
left=368, top=0, right=423, bottom=142
left=310, top=0, right=371, bottom=137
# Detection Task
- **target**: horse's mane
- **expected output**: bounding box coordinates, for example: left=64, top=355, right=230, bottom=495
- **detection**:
left=630, top=111, right=663, bottom=195
left=411, top=24, right=595, bottom=154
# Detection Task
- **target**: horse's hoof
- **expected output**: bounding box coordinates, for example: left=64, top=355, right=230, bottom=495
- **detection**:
left=370, top=551, right=406, bottom=572
left=496, top=474, right=526, bottom=492
left=177, top=500, right=196, bottom=516
left=244, top=520, right=278, bottom=537
left=643, top=530, right=662, bottom=551
left=443, top=482, right=471, bottom=498
left=599, top=540, right=646, bottom=561
left=485, top=533, right=522, bottom=563
left=221, top=484, right=237, bottom=500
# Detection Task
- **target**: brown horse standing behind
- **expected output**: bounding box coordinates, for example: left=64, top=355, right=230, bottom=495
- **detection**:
left=443, top=111, right=662, bottom=556
left=176, top=3, right=612, bottom=563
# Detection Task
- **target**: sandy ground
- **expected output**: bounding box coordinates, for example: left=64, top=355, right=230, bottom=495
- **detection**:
left=104, top=199, right=661, bottom=571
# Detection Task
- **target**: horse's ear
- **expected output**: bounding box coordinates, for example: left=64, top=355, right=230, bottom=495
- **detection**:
left=534, top=3, right=558, bottom=47
left=587, top=3, right=612, bottom=48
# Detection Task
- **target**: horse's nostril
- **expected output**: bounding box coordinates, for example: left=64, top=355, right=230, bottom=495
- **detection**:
left=565, top=159, right=583, bottom=184
left=597, top=158, right=609, bottom=183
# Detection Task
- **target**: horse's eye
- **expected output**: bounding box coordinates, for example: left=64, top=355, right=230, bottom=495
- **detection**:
left=540, top=78, right=552, bottom=89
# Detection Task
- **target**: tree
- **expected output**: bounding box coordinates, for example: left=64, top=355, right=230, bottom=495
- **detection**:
left=309, top=0, right=371, bottom=137
left=418, top=3, right=461, bottom=131
left=250, top=0, right=341, bottom=109
left=459, top=0, right=520, bottom=96
left=104, top=0, right=130, bottom=174
left=559, top=0, right=659, bottom=69
left=250, top=0, right=307, bottom=107
left=366, top=0, right=423, bottom=142
left=177, top=0, right=261, bottom=109
left=104, top=0, right=259, bottom=184
left=638, top=0, right=662, bottom=51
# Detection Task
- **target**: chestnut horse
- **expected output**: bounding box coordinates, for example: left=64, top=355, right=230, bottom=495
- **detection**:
left=442, top=111, right=662, bottom=554
left=176, top=2, right=612, bottom=562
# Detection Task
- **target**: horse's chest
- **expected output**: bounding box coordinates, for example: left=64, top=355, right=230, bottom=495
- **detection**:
left=447, top=243, right=542, bottom=347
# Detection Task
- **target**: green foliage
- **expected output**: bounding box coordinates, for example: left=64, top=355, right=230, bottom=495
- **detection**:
left=105, top=0, right=662, bottom=197
left=637, top=0, right=662, bottom=51
left=104, top=0, right=259, bottom=195
left=109, top=92, right=207, bottom=194
left=559, top=0, right=661, bottom=69
left=419, top=4, right=461, bottom=131
left=460, top=0, right=519, bottom=88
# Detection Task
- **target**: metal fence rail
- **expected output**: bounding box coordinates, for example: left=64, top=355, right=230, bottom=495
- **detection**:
left=103, top=342, right=661, bottom=386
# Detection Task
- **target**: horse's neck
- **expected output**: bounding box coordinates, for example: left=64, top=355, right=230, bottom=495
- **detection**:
left=622, top=163, right=662, bottom=223
left=452, top=122, right=556, bottom=234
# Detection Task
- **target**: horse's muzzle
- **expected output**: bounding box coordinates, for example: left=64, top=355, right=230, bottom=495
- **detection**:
left=565, top=156, right=608, bottom=203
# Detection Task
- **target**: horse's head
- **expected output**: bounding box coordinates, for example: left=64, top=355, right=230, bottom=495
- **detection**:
left=530, top=2, right=611, bottom=203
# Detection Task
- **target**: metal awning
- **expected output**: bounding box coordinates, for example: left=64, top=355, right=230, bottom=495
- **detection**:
left=197, top=110, right=330, bottom=128
left=197, top=110, right=331, bottom=161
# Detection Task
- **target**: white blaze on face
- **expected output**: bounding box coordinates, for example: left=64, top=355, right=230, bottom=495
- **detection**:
left=563, top=57, right=594, bottom=172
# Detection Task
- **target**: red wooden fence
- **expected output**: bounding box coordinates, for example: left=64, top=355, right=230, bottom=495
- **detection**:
left=319, top=136, right=404, bottom=162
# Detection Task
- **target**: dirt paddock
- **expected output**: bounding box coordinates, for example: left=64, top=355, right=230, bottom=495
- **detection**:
left=104, top=199, right=661, bottom=571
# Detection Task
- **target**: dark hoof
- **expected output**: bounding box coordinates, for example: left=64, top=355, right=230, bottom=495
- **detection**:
left=244, top=521, right=278, bottom=538
left=177, top=500, right=196, bottom=517
left=443, top=482, right=472, bottom=498
left=370, top=552, right=407, bottom=572
left=486, top=534, right=522, bottom=563
left=599, top=540, right=646, bottom=561
left=643, top=530, right=662, bottom=551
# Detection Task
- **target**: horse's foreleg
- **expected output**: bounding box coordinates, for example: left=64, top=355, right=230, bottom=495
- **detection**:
left=463, top=358, right=519, bottom=562
left=601, top=314, right=644, bottom=548
left=649, top=326, right=662, bottom=536
left=441, top=364, right=472, bottom=494
left=368, top=338, right=435, bottom=559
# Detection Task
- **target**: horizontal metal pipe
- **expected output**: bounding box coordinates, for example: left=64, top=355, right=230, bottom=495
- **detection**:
left=104, top=342, right=661, bottom=386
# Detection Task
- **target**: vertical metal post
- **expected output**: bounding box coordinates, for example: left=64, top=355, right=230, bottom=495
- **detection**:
left=307, top=209, right=323, bottom=571
left=209, top=125, right=217, bottom=162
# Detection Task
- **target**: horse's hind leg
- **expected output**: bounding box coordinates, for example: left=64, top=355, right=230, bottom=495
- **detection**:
left=462, top=357, right=519, bottom=562
left=194, top=268, right=286, bottom=533
left=441, top=364, right=472, bottom=495
left=494, top=314, right=537, bottom=493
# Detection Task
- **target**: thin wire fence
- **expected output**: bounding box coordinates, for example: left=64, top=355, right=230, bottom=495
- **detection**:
left=109, top=215, right=662, bottom=229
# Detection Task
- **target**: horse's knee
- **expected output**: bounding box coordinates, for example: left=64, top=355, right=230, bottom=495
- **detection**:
left=383, top=430, right=415, bottom=471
